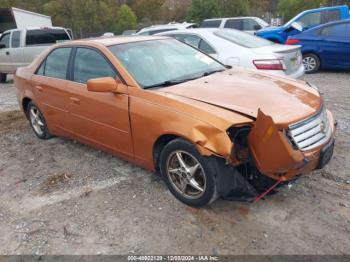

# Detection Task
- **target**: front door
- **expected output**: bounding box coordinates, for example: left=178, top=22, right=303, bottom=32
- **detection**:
left=320, top=23, right=350, bottom=69
left=0, top=32, right=12, bottom=73
left=67, top=47, right=133, bottom=159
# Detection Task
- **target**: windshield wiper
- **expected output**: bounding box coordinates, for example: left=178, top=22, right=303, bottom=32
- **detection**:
left=144, top=78, right=198, bottom=89
left=202, top=69, right=225, bottom=77
left=143, top=69, right=225, bottom=89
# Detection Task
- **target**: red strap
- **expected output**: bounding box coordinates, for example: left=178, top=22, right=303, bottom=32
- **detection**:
left=252, top=177, right=284, bottom=204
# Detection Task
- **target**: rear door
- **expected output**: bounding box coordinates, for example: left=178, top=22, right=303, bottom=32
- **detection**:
left=8, top=30, right=25, bottom=71
left=0, top=32, right=12, bottom=73
left=31, top=47, right=73, bottom=132
left=67, top=47, right=133, bottom=158
left=319, top=23, right=350, bottom=68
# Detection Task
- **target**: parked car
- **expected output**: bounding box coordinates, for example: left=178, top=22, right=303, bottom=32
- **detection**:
left=0, top=27, right=72, bottom=83
left=286, top=19, right=350, bottom=73
left=15, top=36, right=335, bottom=207
left=200, top=17, right=269, bottom=34
left=135, top=22, right=196, bottom=35
left=256, top=5, right=350, bottom=43
left=158, top=28, right=304, bottom=79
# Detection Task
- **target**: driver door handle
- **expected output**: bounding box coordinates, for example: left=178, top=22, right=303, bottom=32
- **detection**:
left=6, top=51, right=10, bottom=55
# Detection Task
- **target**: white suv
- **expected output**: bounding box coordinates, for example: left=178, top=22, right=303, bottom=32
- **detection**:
left=200, top=17, right=269, bottom=34
left=136, top=22, right=196, bottom=36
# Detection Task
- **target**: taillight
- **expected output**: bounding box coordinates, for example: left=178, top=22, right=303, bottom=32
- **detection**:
left=286, top=38, right=300, bottom=45
left=253, top=59, right=286, bottom=70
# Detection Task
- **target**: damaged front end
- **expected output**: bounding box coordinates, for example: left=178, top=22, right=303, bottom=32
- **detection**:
left=218, top=109, right=335, bottom=202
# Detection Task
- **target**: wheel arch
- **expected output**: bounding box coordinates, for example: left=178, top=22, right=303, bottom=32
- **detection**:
left=22, top=97, right=32, bottom=118
left=153, top=134, right=183, bottom=171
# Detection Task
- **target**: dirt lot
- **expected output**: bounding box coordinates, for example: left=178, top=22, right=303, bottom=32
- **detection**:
left=0, top=73, right=349, bottom=255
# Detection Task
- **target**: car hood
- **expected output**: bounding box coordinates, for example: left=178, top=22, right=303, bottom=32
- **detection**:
left=157, top=68, right=321, bottom=126
left=257, top=26, right=283, bottom=35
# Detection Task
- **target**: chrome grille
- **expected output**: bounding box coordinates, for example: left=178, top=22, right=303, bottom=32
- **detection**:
left=288, top=108, right=332, bottom=151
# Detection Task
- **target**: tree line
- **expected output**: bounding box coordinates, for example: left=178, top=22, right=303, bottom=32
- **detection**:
left=0, top=0, right=348, bottom=37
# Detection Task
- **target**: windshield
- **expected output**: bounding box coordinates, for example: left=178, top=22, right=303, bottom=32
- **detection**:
left=214, top=29, right=274, bottom=48
left=108, top=39, right=225, bottom=88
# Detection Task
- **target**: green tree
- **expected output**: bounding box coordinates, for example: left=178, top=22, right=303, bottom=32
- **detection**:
left=278, top=0, right=326, bottom=22
left=187, top=0, right=249, bottom=24
left=217, top=0, right=249, bottom=17
left=131, top=0, right=165, bottom=22
left=187, top=0, right=220, bottom=23
left=115, top=4, right=137, bottom=33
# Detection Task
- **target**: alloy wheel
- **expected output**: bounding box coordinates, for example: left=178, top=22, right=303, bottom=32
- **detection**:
left=29, top=106, right=45, bottom=136
left=166, top=150, right=206, bottom=199
left=303, top=56, right=317, bottom=72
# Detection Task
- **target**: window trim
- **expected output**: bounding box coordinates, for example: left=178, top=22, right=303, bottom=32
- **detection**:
left=0, top=32, right=11, bottom=48
left=70, top=46, right=124, bottom=84
left=34, top=45, right=126, bottom=84
left=35, top=47, right=73, bottom=80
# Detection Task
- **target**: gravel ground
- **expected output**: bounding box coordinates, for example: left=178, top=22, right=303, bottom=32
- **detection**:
left=0, top=72, right=349, bottom=255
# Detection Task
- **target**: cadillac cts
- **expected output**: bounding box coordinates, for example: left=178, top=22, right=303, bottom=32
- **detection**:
left=15, top=36, right=336, bottom=207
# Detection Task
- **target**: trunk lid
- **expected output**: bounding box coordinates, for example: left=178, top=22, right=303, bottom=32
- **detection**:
left=252, top=44, right=303, bottom=75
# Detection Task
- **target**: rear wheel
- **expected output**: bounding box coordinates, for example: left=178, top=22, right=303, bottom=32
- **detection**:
left=0, top=73, right=7, bottom=83
left=159, top=138, right=217, bottom=207
left=303, top=53, right=320, bottom=74
left=27, top=102, right=52, bottom=139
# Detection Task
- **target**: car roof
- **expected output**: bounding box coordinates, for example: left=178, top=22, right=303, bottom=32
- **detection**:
left=61, top=35, right=170, bottom=47
left=202, top=17, right=259, bottom=21
left=138, top=22, right=195, bottom=32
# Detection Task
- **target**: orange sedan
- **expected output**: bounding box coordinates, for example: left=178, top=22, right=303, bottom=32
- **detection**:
left=15, top=36, right=336, bottom=207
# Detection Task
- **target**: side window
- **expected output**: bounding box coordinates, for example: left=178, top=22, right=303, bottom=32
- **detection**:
left=321, top=24, right=347, bottom=37
left=0, top=33, right=11, bottom=48
left=224, top=19, right=243, bottom=30
left=243, top=19, right=261, bottom=31
left=40, top=48, right=71, bottom=79
left=297, top=12, right=321, bottom=28
left=73, top=48, right=117, bottom=84
left=199, top=40, right=216, bottom=54
left=200, top=20, right=221, bottom=28
left=11, top=31, right=21, bottom=48
left=26, top=29, right=70, bottom=46
left=174, top=34, right=201, bottom=48
left=321, top=10, right=340, bottom=23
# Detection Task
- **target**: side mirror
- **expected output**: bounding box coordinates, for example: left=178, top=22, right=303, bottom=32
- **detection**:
left=0, top=44, right=6, bottom=49
left=87, top=77, right=119, bottom=93
left=290, top=22, right=303, bottom=32
left=254, top=25, right=262, bottom=30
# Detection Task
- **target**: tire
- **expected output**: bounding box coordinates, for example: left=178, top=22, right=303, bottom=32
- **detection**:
left=0, top=73, right=7, bottom=83
left=159, top=138, right=218, bottom=207
left=27, top=101, right=52, bottom=140
left=303, top=53, right=320, bottom=74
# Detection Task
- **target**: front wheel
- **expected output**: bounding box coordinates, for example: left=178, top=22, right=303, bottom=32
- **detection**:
left=159, top=138, right=217, bottom=207
left=27, top=102, right=52, bottom=140
left=303, top=53, right=320, bottom=74
left=0, top=73, right=7, bottom=83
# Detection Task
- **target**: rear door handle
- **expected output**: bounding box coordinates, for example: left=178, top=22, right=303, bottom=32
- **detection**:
left=69, top=97, right=80, bottom=104
left=34, top=85, right=43, bottom=92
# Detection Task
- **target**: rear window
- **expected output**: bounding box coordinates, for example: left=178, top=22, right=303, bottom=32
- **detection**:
left=214, top=29, right=274, bottom=48
left=25, top=29, right=70, bottom=46
left=224, top=19, right=243, bottom=30
left=200, top=20, right=221, bottom=28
